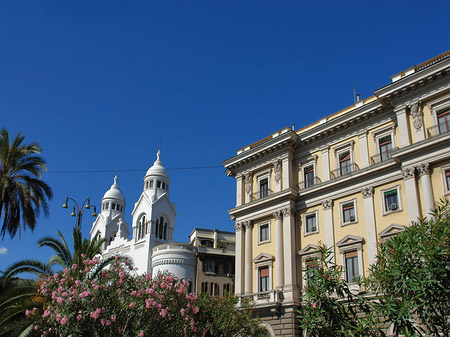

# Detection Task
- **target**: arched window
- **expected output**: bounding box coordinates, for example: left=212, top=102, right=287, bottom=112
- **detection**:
left=159, top=216, right=164, bottom=239
left=155, top=219, right=159, bottom=237
left=137, top=215, right=146, bottom=240
left=163, top=223, right=167, bottom=240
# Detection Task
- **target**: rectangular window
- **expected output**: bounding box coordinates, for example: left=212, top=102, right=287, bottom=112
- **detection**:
left=260, top=178, right=269, bottom=198
left=200, top=239, right=213, bottom=247
left=345, top=251, right=359, bottom=283
left=379, top=135, right=392, bottom=162
left=149, top=180, right=153, bottom=188
left=156, top=181, right=161, bottom=188
left=446, top=170, right=450, bottom=191
left=438, top=109, right=450, bottom=134
left=305, top=213, right=317, bottom=234
left=342, top=202, right=355, bottom=223
left=203, top=260, right=216, bottom=273
left=339, top=151, right=351, bottom=176
left=384, top=190, right=398, bottom=212
left=305, top=259, right=318, bottom=280
left=304, top=165, right=315, bottom=188
left=259, top=267, right=269, bottom=292
left=162, top=182, right=166, bottom=189
left=259, top=224, right=269, bottom=243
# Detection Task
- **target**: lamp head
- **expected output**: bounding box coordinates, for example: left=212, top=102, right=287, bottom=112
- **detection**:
left=62, top=197, right=68, bottom=209
left=70, top=207, right=76, bottom=217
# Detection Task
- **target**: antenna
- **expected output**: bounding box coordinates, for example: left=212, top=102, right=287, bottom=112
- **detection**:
left=353, top=85, right=356, bottom=103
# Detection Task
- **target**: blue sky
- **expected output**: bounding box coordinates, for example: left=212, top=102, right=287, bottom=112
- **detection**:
left=1, top=0, right=449, bottom=273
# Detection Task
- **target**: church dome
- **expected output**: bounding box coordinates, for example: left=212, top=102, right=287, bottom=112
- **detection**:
left=145, top=150, right=169, bottom=179
left=103, top=176, right=125, bottom=201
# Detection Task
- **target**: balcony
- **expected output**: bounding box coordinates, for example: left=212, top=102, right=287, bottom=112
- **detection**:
left=298, top=177, right=322, bottom=190
left=250, top=188, right=273, bottom=201
left=370, top=147, right=398, bottom=165
left=240, top=289, right=281, bottom=307
left=427, top=121, right=450, bottom=138
left=330, top=163, right=360, bottom=179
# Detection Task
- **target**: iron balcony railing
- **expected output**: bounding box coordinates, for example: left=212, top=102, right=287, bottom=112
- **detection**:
left=427, top=121, right=450, bottom=138
left=250, top=188, right=273, bottom=201
left=330, top=163, right=360, bottom=179
left=240, top=289, right=281, bottom=304
left=370, top=147, right=398, bottom=165
left=298, top=177, right=322, bottom=190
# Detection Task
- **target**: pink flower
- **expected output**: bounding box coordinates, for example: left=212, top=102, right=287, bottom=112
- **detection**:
left=56, top=297, right=64, bottom=304
left=312, top=302, right=317, bottom=308
left=60, top=316, right=68, bottom=325
left=139, top=332, right=144, bottom=337
left=129, top=302, right=136, bottom=309
left=111, top=314, right=116, bottom=322
left=71, top=264, right=78, bottom=269
left=192, top=306, right=199, bottom=314
left=76, top=315, right=82, bottom=321
left=324, top=275, right=329, bottom=280
left=25, top=310, right=30, bottom=316
left=160, top=308, right=168, bottom=318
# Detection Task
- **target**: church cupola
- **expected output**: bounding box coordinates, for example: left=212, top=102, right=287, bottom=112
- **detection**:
left=101, top=175, right=125, bottom=219
left=144, top=150, right=170, bottom=200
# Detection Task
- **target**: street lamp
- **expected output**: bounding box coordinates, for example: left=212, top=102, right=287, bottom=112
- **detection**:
left=62, top=197, right=97, bottom=228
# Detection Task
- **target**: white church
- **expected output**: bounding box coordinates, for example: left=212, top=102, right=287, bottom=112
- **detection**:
left=90, top=151, right=197, bottom=287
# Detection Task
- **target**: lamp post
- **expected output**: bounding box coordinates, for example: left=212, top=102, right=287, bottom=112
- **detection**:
left=62, top=197, right=97, bottom=228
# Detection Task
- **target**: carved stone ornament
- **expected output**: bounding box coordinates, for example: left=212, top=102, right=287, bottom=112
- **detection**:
left=361, top=186, right=374, bottom=198
left=322, top=199, right=333, bottom=210
left=235, top=222, right=243, bottom=232
left=272, top=210, right=283, bottom=220
left=244, top=220, right=252, bottom=230
left=402, top=166, right=416, bottom=180
left=244, top=172, right=252, bottom=194
left=282, top=207, right=293, bottom=217
left=417, top=162, right=431, bottom=176
left=273, top=160, right=282, bottom=183
left=410, top=101, right=423, bottom=131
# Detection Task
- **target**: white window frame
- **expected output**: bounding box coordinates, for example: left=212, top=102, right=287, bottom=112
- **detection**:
left=303, top=210, right=319, bottom=236
left=340, top=198, right=358, bottom=226
left=441, top=165, right=450, bottom=195
left=256, top=169, right=271, bottom=198
left=258, top=222, right=271, bottom=245
left=298, top=155, right=318, bottom=188
left=337, top=239, right=364, bottom=284
left=428, top=94, right=450, bottom=129
left=298, top=244, right=320, bottom=287
left=253, top=254, right=274, bottom=293
left=371, top=125, right=397, bottom=161
left=381, top=185, right=403, bottom=215
left=333, top=140, right=355, bottom=176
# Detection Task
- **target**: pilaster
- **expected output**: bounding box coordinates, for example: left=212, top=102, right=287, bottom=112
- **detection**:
left=235, top=222, right=244, bottom=295
left=281, top=155, right=293, bottom=190
left=358, top=131, right=369, bottom=168
left=321, top=147, right=330, bottom=182
left=321, top=199, right=335, bottom=262
left=282, top=207, right=298, bottom=300
left=361, top=186, right=377, bottom=265
left=244, top=220, right=253, bottom=294
left=417, top=163, right=434, bottom=219
left=244, top=172, right=252, bottom=204
left=273, top=160, right=282, bottom=193
left=236, top=174, right=243, bottom=207
left=402, top=166, right=421, bottom=223
left=409, top=101, right=425, bottom=142
left=395, top=107, right=411, bottom=148
left=273, top=210, right=284, bottom=288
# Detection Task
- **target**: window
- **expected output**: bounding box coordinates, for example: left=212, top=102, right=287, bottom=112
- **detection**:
left=437, top=108, right=450, bottom=134
left=260, top=178, right=269, bottom=198
left=200, top=239, right=213, bottom=247
left=112, top=203, right=116, bottom=210
left=345, top=251, right=359, bottom=283
left=162, top=182, right=166, bottom=190
left=204, top=260, right=217, bottom=273
left=442, top=167, right=450, bottom=194
left=305, top=213, right=317, bottom=235
left=149, top=180, right=153, bottom=188
left=259, top=223, right=270, bottom=243
left=384, top=190, right=398, bottom=212
left=136, top=215, right=146, bottom=240
left=304, top=165, right=315, bottom=188
left=379, top=135, right=393, bottom=162
left=305, top=258, right=318, bottom=280
left=339, top=151, right=351, bottom=176
left=341, top=200, right=356, bottom=224
left=259, top=267, right=270, bottom=292
left=446, top=170, right=450, bottom=191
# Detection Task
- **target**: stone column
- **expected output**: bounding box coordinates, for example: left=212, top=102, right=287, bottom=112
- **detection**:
left=281, top=155, right=293, bottom=190
left=273, top=210, right=284, bottom=288
left=244, top=172, right=252, bottom=204
left=322, top=199, right=335, bottom=262
left=321, top=147, right=330, bottom=182
left=234, top=222, right=244, bottom=295
left=358, top=131, right=369, bottom=168
left=410, top=101, right=425, bottom=142
left=282, top=207, right=297, bottom=295
left=395, top=107, right=411, bottom=148
left=244, top=221, right=253, bottom=294
left=361, top=186, right=377, bottom=265
left=417, top=163, right=434, bottom=219
left=236, top=174, right=243, bottom=207
left=402, top=166, right=421, bottom=223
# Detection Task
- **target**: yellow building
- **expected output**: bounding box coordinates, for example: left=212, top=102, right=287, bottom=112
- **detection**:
left=222, top=50, right=450, bottom=337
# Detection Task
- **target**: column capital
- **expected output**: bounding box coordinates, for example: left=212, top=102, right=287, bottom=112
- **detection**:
left=417, top=162, right=431, bottom=177
left=402, top=166, right=416, bottom=180
left=322, top=198, right=333, bottom=210
left=235, top=222, right=243, bottom=232
left=282, top=207, right=294, bottom=217
left=243, top=220, right=252, bottom=231
left=272, top=210, right=283, bottom=220
left=361, top=186, right=374, bottom=198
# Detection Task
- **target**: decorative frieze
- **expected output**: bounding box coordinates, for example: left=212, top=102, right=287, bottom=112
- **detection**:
left=322, top=199, right=333, bottom=210
left=361, top=186, right=374, bottom=198
left=402, top=166, right=416, bottom=180
left=417, top=162, right=431, bottom=176
left=152, top=259, right=196, bottom=267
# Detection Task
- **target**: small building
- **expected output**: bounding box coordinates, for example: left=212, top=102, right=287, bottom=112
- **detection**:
left=189, top=228, right=235, bottom=296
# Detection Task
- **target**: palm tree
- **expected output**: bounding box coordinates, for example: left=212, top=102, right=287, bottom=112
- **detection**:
left=0, top=127, right=53, bottom=239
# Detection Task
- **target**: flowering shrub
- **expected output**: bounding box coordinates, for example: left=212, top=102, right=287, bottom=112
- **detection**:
left=27, top=256, right=207, bottom=337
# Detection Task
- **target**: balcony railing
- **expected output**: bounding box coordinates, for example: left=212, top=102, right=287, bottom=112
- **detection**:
left=298, top=177, right=322, bottom=190
left=427, top=121, right=450, bottom=138
left=250, top=189, right=273, bottom=201
left=330, top=163, right=360, bottom=179
left=240, top=289, right=281, bottom=305
left=370, top=147, right=398, bottom=165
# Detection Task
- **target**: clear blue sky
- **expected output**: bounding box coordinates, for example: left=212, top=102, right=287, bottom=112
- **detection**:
left=1, top=0, right=449, bottom=273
